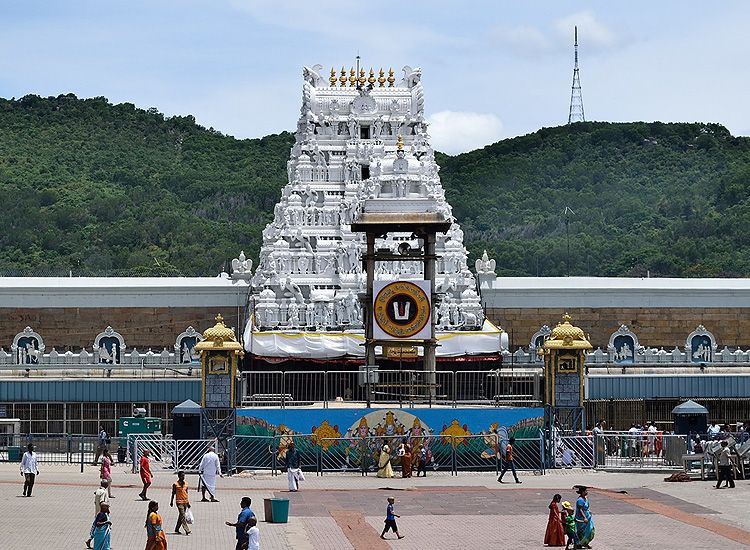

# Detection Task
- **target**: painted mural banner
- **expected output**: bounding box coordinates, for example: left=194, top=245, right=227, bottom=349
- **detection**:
left=235, top=407, right=543, bottom=473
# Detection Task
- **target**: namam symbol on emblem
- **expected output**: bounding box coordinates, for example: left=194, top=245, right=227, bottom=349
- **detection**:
left=374, top=281, right=430, bottom=338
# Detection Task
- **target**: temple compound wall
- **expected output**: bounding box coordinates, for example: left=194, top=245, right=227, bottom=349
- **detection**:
left=0, top=277, right=249, bottom=351
left=486, top=307, right=750, bottom=350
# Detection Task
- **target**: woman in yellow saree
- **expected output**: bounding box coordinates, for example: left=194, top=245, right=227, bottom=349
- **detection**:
left=145, top=500, right=168, bottom=550
left=377, top=444, right=394, bottom=478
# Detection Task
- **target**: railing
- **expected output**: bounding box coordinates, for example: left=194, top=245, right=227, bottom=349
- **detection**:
left=0, top=432, right=109, bottom=464
left=240, top=369, right=543, bottom=408
left=130, top=435, right=214, bottom=473
left=548, top=431, right=688, bottom=470
left=228, top=433, right=545, bottom=475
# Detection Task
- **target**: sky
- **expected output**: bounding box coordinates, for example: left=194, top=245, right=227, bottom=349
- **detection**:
left=1, top=1, right=749, bottom=154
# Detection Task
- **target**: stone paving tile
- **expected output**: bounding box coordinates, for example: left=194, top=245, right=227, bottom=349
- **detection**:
left=619, top=486, right=719, bottom=514
left=365, top=514, right=748, bottom=550
left=303, top=516, right=354, bottom=550
left=0, top=464, right=748, bottom=549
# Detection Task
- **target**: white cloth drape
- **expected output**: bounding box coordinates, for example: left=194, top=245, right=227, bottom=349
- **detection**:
left=245, top=319, right=503, bottom=359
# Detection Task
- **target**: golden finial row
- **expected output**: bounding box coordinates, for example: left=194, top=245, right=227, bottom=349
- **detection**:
left=329, top=67, right=395, bottom=87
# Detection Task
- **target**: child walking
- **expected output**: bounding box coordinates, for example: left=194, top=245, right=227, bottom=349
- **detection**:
left=562, top=501, right=576, bottom=550
left=380, top=497, right=405, bottom=540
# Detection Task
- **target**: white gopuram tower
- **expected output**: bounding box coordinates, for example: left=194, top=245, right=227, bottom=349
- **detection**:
left=244, top=64, right=498, bottom=360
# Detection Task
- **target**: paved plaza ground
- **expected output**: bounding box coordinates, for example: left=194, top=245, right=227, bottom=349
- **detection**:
left=0, top=463, right=748, bottom=549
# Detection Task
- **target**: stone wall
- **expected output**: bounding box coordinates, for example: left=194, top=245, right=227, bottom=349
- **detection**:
left=487, top=307, right=750, bottom=350
left=0, top=307, right=244, bottom=350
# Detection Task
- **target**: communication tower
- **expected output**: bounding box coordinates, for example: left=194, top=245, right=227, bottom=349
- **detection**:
left=568, top=26, right=585, bottom=124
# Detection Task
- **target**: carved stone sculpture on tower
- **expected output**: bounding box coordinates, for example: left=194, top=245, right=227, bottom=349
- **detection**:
left=249, top=64, right=484, bottom=334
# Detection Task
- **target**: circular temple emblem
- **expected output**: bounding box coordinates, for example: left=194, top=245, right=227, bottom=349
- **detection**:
left=374, top=281, right=430, bottom=338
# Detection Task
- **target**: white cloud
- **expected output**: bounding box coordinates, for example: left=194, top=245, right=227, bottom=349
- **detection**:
left=427, top=111, right=503, bottom=155
left=493, top=25, right=550, bottom=55
left=554, top=11, right=617, bottom=49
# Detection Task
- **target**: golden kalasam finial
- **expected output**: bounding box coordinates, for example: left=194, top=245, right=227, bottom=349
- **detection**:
left=368, top=68, right=376, bottom=86
left=378, top=68, right=386, bottom=87
left=216, top=313, right=225, bottom=324
left=562, top=312, right=571, bottom=323
left=349, top=68, right=356, bottom=87
left=387, top=67, right=395, bottom=87
left=358, top=68, right=366, bottom=86
left=339, top=66, right=347, bottom=86
left=330, top=67, right=337, bottom=87
left=396, top=134, right=404, bottom=151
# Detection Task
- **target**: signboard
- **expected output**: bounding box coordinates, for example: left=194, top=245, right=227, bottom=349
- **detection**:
left=373, top=280, right=431, bottom=340
left=384, top=346, right=419, bottom=359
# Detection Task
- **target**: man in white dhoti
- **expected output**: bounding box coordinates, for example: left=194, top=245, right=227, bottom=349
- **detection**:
left=198, top=446, right=222, bottom=502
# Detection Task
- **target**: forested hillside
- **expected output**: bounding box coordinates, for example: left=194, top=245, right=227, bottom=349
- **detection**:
left=2, top=94, right=750, bottom=277
left=439, top=122, right=750, bottom=276
left=0, top=94, right=293, bottom=275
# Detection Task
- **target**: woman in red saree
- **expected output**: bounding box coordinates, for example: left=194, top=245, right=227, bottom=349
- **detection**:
left=544, top=493, right=565, bottom=546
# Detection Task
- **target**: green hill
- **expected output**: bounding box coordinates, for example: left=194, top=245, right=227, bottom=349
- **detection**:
left=439, top=122, right=750, bottom=277
left=1, top=94, right=750, bottom=277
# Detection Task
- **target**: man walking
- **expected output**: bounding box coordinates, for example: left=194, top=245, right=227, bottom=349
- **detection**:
left=716, top=440, right=735, bottom=489
left=20, top=443, right=39, bottom=497
left=285, top=442, right=301, bottom=492
left=93, top=425, right=109, bottom=465
left=85, top=480, right=110, bottom=548
left=170, top=470, right=192, bottom=536
left=198, top=446, right=222, bottom=502
left=497, top=436, right=521, bottom=484
left=139, top=449, right=152, bottom=501
left=225, top=496, right=255, bottom=550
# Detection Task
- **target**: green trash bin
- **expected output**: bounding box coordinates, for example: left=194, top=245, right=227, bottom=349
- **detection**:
left=270, top=498, right=290, bottom=523
left=8, top=446, right=21, bottom=462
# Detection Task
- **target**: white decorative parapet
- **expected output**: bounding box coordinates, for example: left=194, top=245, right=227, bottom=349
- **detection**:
left=0, top=324, right=205, bottom=368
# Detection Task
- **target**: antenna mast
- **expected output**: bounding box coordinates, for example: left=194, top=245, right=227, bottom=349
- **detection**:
left=568, top=26, right=585, bottom=124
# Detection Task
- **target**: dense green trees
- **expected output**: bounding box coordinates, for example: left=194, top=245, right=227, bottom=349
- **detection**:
left=1, top=95, right=749, bottom=277
left=439, top=121, right=750, bottom=277
left=0, top=94, right=293, bottom=275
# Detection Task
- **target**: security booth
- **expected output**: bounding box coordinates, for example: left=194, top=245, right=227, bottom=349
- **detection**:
left=196, top=315, right=244, bottom=447
left=541, top=313, right=592, bottom=410
left=172, top=399, right=202, bottom=441
left=672, top=400, right=709, bottom=436
left=540, top=314, right=592, bottom=467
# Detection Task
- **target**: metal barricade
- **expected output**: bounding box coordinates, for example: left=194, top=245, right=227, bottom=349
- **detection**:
left=130, top=435, right=175, bottom=472
left=231, top=435, right=277, bottom=473
left=504, top=435, right=545, bottom=473
left=241, top=371, right=285, bottom=406
left=454, top=434, right=500, bottom=473
left=319, top=437, right=369, bottom=473
left=553, top=434, right=596, bottom=468
left=174, top=439, right=217, bottom=473
left=594, top=432, right=688, bottom=469
left=0, top=433, right=101, bottom=464
left=241, top=368, right=544, bottom=408
left=284, top=371, right=326, bottom=406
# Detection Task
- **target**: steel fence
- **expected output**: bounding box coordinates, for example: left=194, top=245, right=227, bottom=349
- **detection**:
left=553, top=434, right=596, bottom=469
left=130, top=436, right=218, bottom=473
left=227, top=432, right=544, bottom=475
left=240, top=369, right=543, bottom=408
left=0, top=433, right=104, bottom=464
left=591, top=432, right=687, bottom=469
left=231, top=434, right=277, bottom=472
